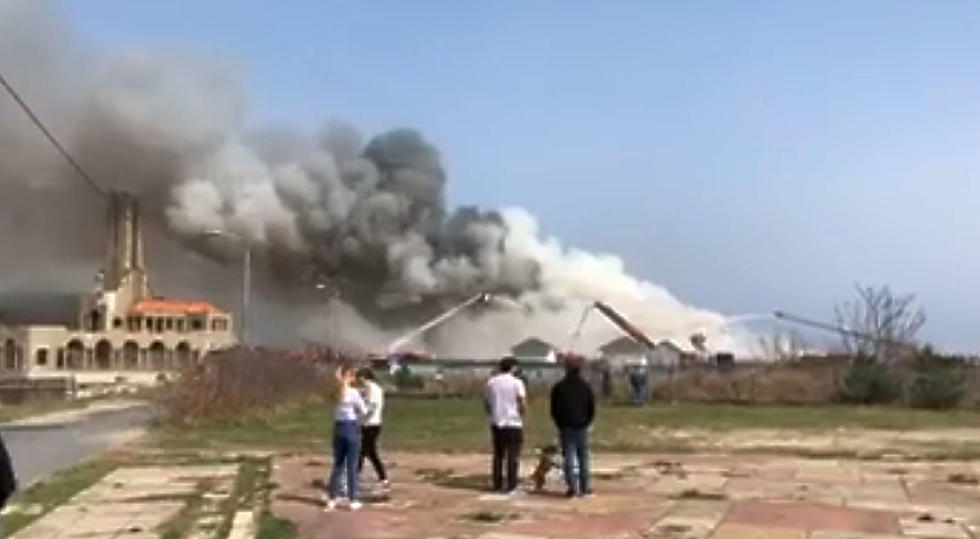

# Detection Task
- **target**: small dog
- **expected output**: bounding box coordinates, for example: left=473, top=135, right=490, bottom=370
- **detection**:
left=531, top=445, right=560, bottom=491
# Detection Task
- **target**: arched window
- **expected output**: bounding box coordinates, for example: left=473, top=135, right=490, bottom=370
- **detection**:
left=175, top=342, right=192, bottom=370
left=95, top=340, right=113, bottom=370
left=149, top=342, right=167, bottom=371
left=123, top=341, right=140, bottom=370
left=66, top=340, right=85, bottom=370
left=3, top=339, right=15, bottom=370
left=36, top=348, right=49, bottom=367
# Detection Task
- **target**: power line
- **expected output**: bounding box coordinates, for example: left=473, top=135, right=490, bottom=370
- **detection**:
left=0, top=69, right=108, bottom=197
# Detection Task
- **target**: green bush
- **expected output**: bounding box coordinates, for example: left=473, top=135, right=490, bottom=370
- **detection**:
left=909, top=369, right=966, bottom=409
left=837, top=359, right=901, bottom=404
left=908, top=347, right=966, bottom=409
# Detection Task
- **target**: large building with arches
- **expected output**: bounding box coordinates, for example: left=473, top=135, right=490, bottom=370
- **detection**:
left=0, top=191, right=237, bottom=387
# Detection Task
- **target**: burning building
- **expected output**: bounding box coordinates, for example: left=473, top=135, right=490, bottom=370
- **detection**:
left=0, top=191, right=236, bottom=386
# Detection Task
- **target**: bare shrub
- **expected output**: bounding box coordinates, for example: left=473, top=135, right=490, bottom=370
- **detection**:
left=834, top=284, right=926, bottom=364
left=159, top=346, right=339, bottom=424
left=654, top=364, right=838, bottom=405
left=750, top=367, right=838, bottom=404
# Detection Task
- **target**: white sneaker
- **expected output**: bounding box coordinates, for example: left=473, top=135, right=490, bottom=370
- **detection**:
left=349, top=501, right=362, bottom=511
left=322, top=498, right=337, bottom=512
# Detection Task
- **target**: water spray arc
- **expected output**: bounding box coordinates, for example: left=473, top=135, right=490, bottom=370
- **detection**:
left=772, top=310, right=919, bottom=351
left=385, top=292, right=524, bottom=355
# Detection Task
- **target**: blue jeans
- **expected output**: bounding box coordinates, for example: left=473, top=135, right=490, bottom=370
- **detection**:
left=560, top=428, right=590, bottom=495
left=630, top=372, right=650, bottom=405
left=328, top=421, right=361, bottom=500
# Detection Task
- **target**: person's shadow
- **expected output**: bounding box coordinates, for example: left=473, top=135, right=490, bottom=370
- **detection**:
left=414, top=468, right=568, bottom=497
left=294, top=478, right=390, bottom=504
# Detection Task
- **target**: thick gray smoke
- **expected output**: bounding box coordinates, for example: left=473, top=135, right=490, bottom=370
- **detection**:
left=0, top=1, right=747, bottom=355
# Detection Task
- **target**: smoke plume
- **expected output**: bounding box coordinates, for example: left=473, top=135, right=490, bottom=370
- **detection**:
left=0, top=1, right=746, bottom=355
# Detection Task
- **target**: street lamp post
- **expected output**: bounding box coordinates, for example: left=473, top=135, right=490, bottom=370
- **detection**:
left=202, top=230, right=250, bottom=346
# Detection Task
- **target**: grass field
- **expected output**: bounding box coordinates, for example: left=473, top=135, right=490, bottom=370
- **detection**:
left=0, top=398, right=90, bottom=424
left=154, top=395, right=980, bottom=453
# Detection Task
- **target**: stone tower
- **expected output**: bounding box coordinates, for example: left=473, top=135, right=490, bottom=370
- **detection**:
left=104, top=191, right=150, bottom=303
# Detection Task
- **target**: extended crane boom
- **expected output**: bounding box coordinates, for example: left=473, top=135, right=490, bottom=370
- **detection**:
left=591, top=301, right=658, bottom=350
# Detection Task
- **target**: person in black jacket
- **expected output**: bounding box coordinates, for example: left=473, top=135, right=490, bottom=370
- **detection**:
left=549, top=354, right=595, bottom=497
left=0, top=432, right=17, bottom=532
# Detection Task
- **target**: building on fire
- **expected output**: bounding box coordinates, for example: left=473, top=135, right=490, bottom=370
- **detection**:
left=0, top=191, right=237, bottom=387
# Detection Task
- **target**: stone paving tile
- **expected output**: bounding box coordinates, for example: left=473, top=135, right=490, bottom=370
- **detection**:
left=724, top=500, right=900, bottom=534
left=277, top=451, right=980, bottom=538
left=648, top=516, right=718, bottom=538
left=710, top=522, right=806, bottom=539
left=666, top=500, right=730, bottom=521
left=809, top=532, right=907, bottom=539
left=898, top=516, right=969, bottom=538
left=647, top=474, right=729, bottom=496
left=476, top=533, right=547, bottom=539
left=726, top=478, right=800, bottom=500
left=12, top=464, right=238, bottom=539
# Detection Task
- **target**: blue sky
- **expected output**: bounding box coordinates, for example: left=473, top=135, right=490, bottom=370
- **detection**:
left=62, top=1, right=980, bottom=350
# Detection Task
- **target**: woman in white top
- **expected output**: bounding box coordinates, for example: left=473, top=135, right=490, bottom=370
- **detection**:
left=325, top=366, right=367, bottom=511
left=357, top=368, right=389, bottom=488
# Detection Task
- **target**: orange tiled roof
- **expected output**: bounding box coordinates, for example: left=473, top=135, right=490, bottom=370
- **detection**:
left=129, top=297, right=227, bottom=316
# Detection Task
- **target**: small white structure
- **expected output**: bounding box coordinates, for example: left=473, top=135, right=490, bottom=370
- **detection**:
left=651, top=339, right=684, bottom=367
left=510, top=337, right=557, bottom=362
left=598, top=336, right=698, bottom=369
left=597, top=336, right=648, bottom=369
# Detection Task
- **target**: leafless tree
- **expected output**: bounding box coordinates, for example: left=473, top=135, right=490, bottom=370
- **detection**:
left=755, top=330, right=808, bottom=363
left=834, top=284, right=926, bottom=363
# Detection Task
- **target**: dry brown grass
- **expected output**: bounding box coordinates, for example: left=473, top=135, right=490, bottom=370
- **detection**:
left=158, top=347, right=342, bottom=424
left=654, top=364, right=839, bottom=405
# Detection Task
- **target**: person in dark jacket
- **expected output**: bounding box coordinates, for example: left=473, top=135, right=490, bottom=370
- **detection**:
left=0, top=432, right=17, bottom=532
left=549, top=354, right=595, bottom=497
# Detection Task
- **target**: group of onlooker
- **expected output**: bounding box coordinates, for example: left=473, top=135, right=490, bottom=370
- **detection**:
left=485, top=355, right=595, bottom=497
left=321, top=353, right=597, bottom=510
left=322, top=367, right=388, bottom=511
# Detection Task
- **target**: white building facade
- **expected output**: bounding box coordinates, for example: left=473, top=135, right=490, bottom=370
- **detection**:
left=0, top=192, right=236, bottom=386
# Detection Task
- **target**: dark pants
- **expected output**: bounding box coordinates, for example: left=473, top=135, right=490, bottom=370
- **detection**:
left=491, top=426, right=523, bottom=492
left=560, top=428, right=591, bottom=495
left=630, top=371, right=650, bottom=405
left=328, top=421, right=360, bottom=500
left=359, top=425, right=387, bottom=481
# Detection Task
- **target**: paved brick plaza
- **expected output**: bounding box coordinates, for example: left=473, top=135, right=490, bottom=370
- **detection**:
left=273, top=452, right=980, bottom=539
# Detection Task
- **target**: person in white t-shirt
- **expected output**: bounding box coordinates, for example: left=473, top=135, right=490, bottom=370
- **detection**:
left=484, top=356, right=527, bottom=493
left=324, top=366, right=367, bottom=511
left=357, top=368, right=389, bottom=489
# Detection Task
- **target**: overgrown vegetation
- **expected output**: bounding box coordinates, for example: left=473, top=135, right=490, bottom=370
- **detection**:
left=158, top=347, right=335, bottom=424
left=837, top=358, right=902, bottom=405
left=908, top=346, right=967, bottom=409
left=653, top=365, right=839, bottom=405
